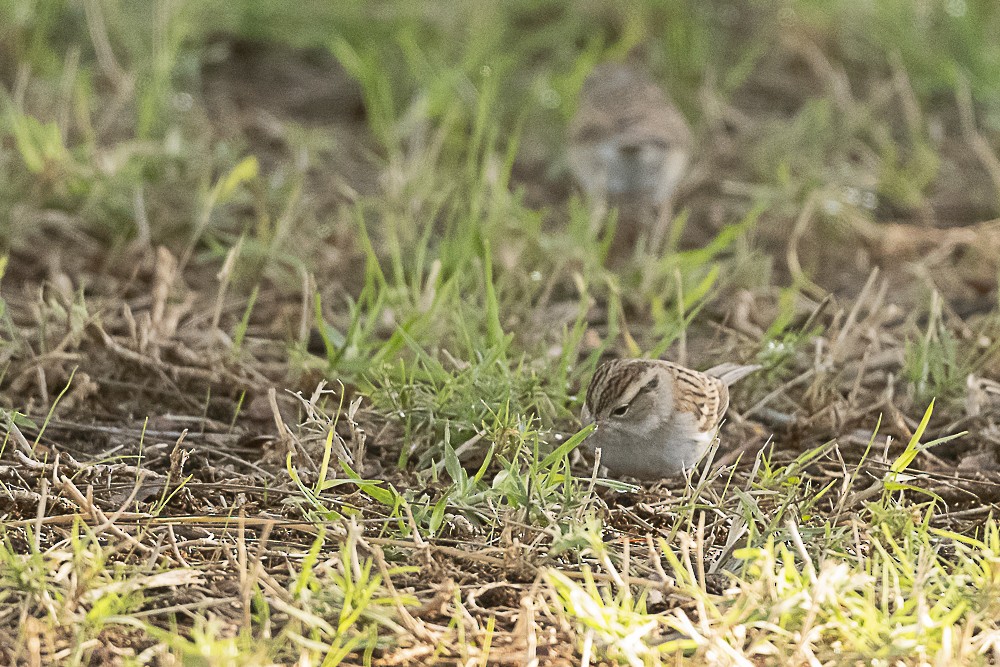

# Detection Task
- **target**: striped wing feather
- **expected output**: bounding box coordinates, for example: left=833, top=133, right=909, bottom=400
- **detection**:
left=660, top=361, right=729, bottom=432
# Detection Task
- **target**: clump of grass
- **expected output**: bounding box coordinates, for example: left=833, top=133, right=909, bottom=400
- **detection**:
left=905, top=293, right=1000, bottom=408
left=547, top=407, right=990, bottom=666
left=551, top=513, right=1000, bottom=665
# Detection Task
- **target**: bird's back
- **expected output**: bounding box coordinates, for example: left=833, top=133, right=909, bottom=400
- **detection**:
left=656, top=360, right=730, bottom=432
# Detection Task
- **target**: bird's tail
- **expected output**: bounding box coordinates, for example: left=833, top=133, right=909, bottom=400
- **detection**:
left=704, top=363, right=762, bottom=386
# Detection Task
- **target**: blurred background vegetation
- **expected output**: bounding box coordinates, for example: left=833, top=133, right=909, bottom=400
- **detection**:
left=3, top=0, right=1000, bottom=425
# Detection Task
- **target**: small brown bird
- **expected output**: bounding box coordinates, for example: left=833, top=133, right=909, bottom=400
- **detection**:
left=568, top=63, right=693, bottom=254
left=580, top=358, right=759, bottom=480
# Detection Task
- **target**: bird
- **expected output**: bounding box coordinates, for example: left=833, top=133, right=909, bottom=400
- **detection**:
left=567, top=62, right=693, bottom=255
left=580, top=358, right=760, bottom=480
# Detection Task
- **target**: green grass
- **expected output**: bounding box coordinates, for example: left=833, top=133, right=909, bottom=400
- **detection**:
left=2, top=0, right=1000, bottom=664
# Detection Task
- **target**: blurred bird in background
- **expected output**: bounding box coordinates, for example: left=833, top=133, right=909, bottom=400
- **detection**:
left=568, top=62, right=692, bottom=260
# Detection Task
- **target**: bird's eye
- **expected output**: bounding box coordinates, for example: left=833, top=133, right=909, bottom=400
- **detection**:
left=610, top=404, right=630, bottom=418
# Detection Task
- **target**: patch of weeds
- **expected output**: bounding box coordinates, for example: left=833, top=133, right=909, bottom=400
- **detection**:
left=905, top=295, right=1000, bottom=407
left=283, top=386, right=406, bottom=523
left=416, top=422, right=574, bottom=536
left=548, top=440, right=998, bottom=665
left=548, top=511, right=610, bottom=559
left=905, top=316, right=967, bottom=407
left=368, top=348, right=557, bottom=472
left=284, top=380, right=606, bottom=545
left=736, top=444, right=839, bottom=544
left=634, top=205, right=763, bottom=355
left=143, top=616, right=274, bottom=667
left=1, top=520, right=159, bottom=664
left=755, top=285, right=828, bottom=383
left=285, top=529, right=415, bottom=663
left=389, top=396, right=603, bottom=536
left=547, top=567, right=672, bottom=665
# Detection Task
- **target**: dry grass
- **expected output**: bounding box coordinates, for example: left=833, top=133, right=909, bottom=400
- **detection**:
left=4, top=1, right=1000, bottom=665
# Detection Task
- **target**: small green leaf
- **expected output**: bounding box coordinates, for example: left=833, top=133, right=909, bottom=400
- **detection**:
left=214, top=156, right=259, bottom=204
left=442, top=440, right=465, bottom=485
left=540, top=423, right=595, bottom=470
left=890, top=400, right=936, bottom=474
left=339, top=460, right=398, bottom=506
left=429, top=496, right=448, bottom=535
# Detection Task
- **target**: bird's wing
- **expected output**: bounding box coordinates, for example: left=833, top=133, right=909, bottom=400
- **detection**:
left=661, top=361, right=729, bottom=432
